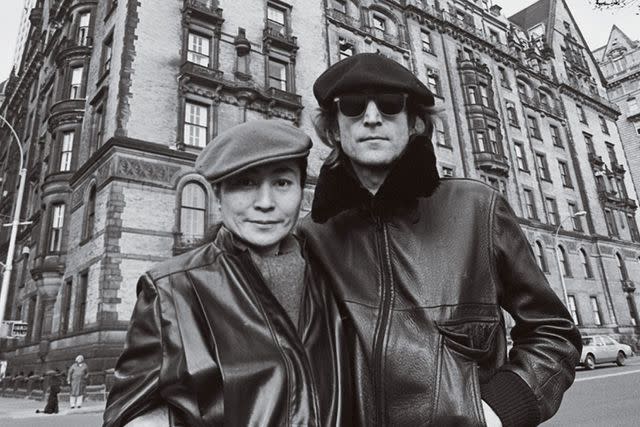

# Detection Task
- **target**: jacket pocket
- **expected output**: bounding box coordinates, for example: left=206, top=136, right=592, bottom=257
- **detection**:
left=435, top=317, right=500, bottom=361
left=431, top=332, right=486, bottom=427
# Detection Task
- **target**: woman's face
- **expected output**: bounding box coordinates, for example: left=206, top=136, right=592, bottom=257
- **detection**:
left=218, top=159, right=303, bottom=256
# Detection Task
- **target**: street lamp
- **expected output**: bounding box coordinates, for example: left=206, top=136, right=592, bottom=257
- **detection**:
left=0, top=114, right=28, bottom=327
left=554, top=210, right=587, bottom=309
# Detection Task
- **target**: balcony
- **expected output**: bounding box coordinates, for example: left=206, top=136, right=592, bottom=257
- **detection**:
left=621, top=279, right=636, bottom=293
left=266, top=87, right=302, bottom=107
left=263, top=22, right=297, bottom=51
left=55, top=36, right=93, bottom=63
left=588, top=153, right=604, bottom=167
left=326, top=8, right=361, bottom=31
left=598, top=189, right=621, bottom=204
left=611, top=162, right=626, bottom=175
left=48, top=98, right=85, bottom=131
left=180, top=61, right=224, bottom=87
left=182, top=0, right=224, bottom=26
left=457, top=57, right=490, bottom=75
left=28, top=7, right=43, bottom=27
left=473, top=151, right=509, bottom=176
left=367, top=27, right=407, bottom=49
left=624, top=197, right=638, bottom=209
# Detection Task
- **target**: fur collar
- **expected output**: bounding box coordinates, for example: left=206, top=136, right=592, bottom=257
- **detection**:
left=311, top=134, right=440, bottom=223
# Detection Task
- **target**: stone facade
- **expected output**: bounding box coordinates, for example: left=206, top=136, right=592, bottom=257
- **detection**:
left=0, top=0, right=639, bottom=383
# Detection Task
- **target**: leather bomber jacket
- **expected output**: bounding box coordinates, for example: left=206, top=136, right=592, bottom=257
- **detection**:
left=299, top=137, right=582, bottom=427
left=102, top=227, right=353, bottom=427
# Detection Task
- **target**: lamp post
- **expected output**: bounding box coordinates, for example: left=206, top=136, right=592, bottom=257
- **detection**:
left=554, top=210, right=587, bottom=309
left=0, top=114, right=28, bottom=327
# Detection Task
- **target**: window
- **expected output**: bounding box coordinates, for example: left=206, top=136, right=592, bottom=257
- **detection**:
left=94, top=104, right=106, bottom=147
left=83, top=186, right=96, bottom=240
left=476, top=132, right=487, bottom=152
left=627, top=97, right=638, bottom=113
left=527, top=115, right=541, bottom=138
left=524, top=189, right=537, bottom=219
left=70, top=65, right=83, bottom=99
left=102, top=33, right=113, bottom=75
left=580, top=248, right=593, bottom=278
left=441, top=166, right=454, bottom=177
left=180, top=182, right=207, bottom=244
left=59, top=279, right=73, bottom=334
left=545, top=197, right=559, bottom=225
left=498, top=67, right=510, bottom=88
left=616, top=252, right=628, bottom=281
left=187, top=32, right=211, bottom=66
left=487, top=125, right=500, bottom=153
left=489, top=29, right=500, bottom=44
left=506, top=102, right=518, bottom=126
left=59, top=131, right=74, bottom=172
left=606, top=143, right=618, bottom=165
left=599, top=115, right=609, bottom=134
left=583, top=132, right=595, bottom=154
left=605, top=208, right=619, bottom=236
left=268, top=57, right=288, bottom=90
left=77, top=12, right=91, bottom=46
left=49, top=203, right=65, bottom=253
left=568, top=202, right=583, bottom=231
left=576, top=104, right=587, bottom=123
left=433, top=116, right=449, bottom=147
left=628, top=295, right=639, bottom=326
left=372, top=14, right=386, bottom=32
left=514, top=142, right=528, bottom=171
left=628, top=214, right=640, bottom=242
left=467, top=86, right=477, bottom=104
left=568, top=295, right=580, bottom=325
left=550, top=124, right=562, bottom=147
left=74, top=271, right=88, bottom=331
left=184, top=101, right=208, bottom=147
left=479, top=83, right=490, bottom=107
left=558, top=160, right=572, bottom=187
left=332, top=0, right=347, bottom=13
left=339, top=38, right=354, bottom=60
left=517, top=81, right=528, bottom=98
left=539, top=91, right=549, bottom=108
left=426, top=68, right=441, bottom=97
left=590, top=297, right=602, bottom=326
left=421, top=30, right=432, bottom=53
left=535, top=153, right=550, bottom=180
left=558, top=245, right=571, bottom=277
left=535, top=240, right=547, bottom=271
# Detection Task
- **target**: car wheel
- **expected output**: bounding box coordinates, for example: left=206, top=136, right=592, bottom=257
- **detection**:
left=616, top=351, right=626, bottom=367
left=585, top=354, right=596, bottom=370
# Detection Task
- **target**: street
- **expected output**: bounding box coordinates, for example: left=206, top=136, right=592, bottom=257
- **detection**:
left=6, top=412, right=103, bottom=427
left=543, top=356, right=640, bottom=426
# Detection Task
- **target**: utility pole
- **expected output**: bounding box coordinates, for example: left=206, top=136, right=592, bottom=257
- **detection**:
left=0, top=114, right=29, bottom=330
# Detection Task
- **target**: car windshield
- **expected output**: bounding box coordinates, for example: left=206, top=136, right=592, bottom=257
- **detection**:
left=582, top=337, right=594, bottom=345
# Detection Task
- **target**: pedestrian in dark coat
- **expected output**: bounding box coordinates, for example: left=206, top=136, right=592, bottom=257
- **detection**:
left=38, top=369, right=61, bottom=414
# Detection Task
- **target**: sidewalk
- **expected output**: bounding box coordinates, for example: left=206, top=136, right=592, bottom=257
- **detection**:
left=0, top=396, right=104, bottom=419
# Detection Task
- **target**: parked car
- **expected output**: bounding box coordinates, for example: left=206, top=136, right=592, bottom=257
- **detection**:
left=579, top=335, right=634, bottom=370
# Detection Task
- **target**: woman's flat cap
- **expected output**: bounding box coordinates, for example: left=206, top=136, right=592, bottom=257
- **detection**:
left=313, top=53, right=435, bottom=109
left=195, top=119, right=312, bottom=183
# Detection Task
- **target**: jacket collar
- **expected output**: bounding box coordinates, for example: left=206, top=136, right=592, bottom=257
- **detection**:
left=311, top=134, right=440, bottom=223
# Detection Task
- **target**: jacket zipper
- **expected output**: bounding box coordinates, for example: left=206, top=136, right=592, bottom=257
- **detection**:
left=372, top=215, right=394, bottom=426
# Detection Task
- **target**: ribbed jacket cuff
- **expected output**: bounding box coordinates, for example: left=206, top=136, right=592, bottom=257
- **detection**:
left=480, top=370, right=540, bottom=427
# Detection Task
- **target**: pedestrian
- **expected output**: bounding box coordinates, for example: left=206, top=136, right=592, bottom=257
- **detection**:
left=67, top=355, right=89, bottom=409
left=37, top=369, right=61, bottom=414
left=102, top=120, right=352, bottom=427
left=300, top=53, right=582, bottom=426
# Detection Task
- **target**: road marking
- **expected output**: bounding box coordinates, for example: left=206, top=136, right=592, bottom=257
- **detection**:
left=575, top=368, right=640, bottom=383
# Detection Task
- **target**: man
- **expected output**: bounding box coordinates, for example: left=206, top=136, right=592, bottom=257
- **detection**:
left=300, top=53, right=581, bottom=426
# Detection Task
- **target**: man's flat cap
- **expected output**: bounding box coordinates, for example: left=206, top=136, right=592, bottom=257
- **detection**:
left=313, top=53, right=435, bottom=109
left=195, top=119, right=312, bottom=183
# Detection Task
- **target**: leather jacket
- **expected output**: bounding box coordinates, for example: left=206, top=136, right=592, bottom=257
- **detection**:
left=103, top=227, right=352, bottom=427
left=299, top=136, right=582, bottom=427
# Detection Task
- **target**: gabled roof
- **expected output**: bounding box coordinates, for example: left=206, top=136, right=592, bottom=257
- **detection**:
left=508, top=0, right=551, bottom=32
left=596, top=25, right=638, bottom=61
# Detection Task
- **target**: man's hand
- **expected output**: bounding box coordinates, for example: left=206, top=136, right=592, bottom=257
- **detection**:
left=482, top=399, right=503, bottom=427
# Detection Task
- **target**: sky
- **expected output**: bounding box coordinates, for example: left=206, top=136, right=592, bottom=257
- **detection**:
left=0, top=0, right=639, bottom=83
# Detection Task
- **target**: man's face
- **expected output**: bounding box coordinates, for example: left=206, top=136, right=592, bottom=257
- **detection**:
left=336, top=92, right=411, bottom=170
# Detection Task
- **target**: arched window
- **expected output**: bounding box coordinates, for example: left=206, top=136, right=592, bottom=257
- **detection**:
left=83, top=185, right=96, bottom=240
left=580, top=248, right=593, bottom=278
left=616, top=252, right=628, bottom=281
left=558, top=245, right=571, bottom=277
left=180, top=182, right=207, bottom=244
left=535, top=241, right=547, bottom=272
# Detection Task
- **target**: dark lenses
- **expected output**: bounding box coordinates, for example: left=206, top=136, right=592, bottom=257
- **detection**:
left=336, top=93, right=406, bottom=117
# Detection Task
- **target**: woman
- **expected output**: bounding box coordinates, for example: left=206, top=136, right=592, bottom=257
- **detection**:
left=67, top=355, right=88, bottom=408
left=103, top=120, right=352, bottom=427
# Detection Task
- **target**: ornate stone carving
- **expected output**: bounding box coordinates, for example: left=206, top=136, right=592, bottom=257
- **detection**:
left=116, top=158, right=180, bottom=184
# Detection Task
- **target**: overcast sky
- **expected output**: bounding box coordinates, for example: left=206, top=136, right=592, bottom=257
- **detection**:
left=0, top=0, right=638, bottom=83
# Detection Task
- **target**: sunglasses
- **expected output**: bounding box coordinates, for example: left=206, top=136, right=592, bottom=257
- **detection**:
left=333, top=93, right=408, bottom=118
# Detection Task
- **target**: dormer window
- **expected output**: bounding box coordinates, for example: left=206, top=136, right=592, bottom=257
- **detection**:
left=372, top=14, right=386, bottom=32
